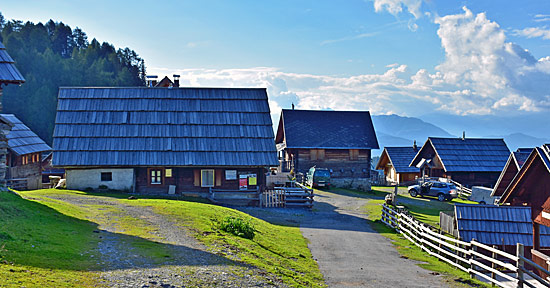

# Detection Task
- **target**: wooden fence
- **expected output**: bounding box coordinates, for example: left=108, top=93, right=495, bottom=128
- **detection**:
left=262, top=185, right=314, bottom=208
left=382, top=204, right=550, bottom=287
left=5, top=178, right=28, bottom=190
left=208, top=187, right=260, bottom=205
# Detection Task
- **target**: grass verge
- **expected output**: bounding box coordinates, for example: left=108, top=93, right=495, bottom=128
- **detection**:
left=0, top=190, right=99, bottom=288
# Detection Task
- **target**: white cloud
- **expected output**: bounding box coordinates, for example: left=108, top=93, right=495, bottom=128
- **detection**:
left=149, top=7, right=550, bottom=119
left=512, top=26, right=550, bottom=40
left=373, top=0, right=422, bottom=19
left=534, top=14, right=550, bottom=23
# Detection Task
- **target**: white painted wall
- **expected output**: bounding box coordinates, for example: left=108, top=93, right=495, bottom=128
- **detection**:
left=66, top=168, right=134, bottom=191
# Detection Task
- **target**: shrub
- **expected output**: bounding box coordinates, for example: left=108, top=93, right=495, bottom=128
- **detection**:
left=220, top=216, right=255, bottom=239
left=84, top=187, right=94, bottom=192
left=98, top=185, right=108, bottom=190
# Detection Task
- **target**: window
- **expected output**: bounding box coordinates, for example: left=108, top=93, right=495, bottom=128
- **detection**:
left=165, top=168, right=172, bottom=178
left=349, top=149, right=359, bottom=160
left=150, top=169, right=162, bottom=185
left=101, top=172, right=112, bottom=182
left=201, top=169, right=215, bottom=187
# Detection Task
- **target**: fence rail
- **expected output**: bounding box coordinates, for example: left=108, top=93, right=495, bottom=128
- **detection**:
left=381, top=203, right=550, bottom=287
left=5, top=178, right=28, bottom=190
left=262, top=185, right=314, bottom=208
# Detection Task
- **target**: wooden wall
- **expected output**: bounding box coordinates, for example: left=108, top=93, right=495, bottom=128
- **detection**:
left=6, top=151, right=43, bottom=190
left=135, top=167, right=266, bottom=194
left=286, top=148, right=371, bottom=178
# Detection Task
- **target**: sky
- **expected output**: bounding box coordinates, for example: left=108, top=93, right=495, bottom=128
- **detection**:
left=3, top=0, right=550, bottom=136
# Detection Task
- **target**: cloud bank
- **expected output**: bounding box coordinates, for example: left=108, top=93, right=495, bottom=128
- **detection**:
left=151, top=6, right=550, bottom=122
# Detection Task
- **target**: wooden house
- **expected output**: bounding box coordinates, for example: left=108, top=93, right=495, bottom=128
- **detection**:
left=275, top=109, right=379, bottom=189
left=1, top=114, right=52, bottom=190
left=500, top=145, right=550, bottom=251
left=491, top=148, right=532, bottom=197
left=53, top=87, right=278, bottom=194
left=0, top=42, right=25, bottom=183
left=410, top=137, right=510, bottom=187
left=375, top=144, right=420, bottom=185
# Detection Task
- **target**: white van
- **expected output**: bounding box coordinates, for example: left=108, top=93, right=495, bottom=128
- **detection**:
left=469, top=186, right=499, bottom=205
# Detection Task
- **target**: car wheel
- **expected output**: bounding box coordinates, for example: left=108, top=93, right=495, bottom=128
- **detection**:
left=479, top=201, right=486, bottom=205
left=437, top=193, right=446, bottom=202
left=409, top=189, right=418, bottom=197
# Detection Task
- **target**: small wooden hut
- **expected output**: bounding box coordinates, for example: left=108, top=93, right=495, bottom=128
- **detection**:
left=375, top=143, right=420, bottom=185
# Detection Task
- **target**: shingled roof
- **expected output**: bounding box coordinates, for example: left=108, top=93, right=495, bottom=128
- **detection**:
left=53, top=87, right=278, bottom=167
left=455, top=204, right=550, bottom=246
left=376, top=146, right=420, bottom=173
left=0, top=42, right=25, bottom=84
left=492, top=149, right=533, bottom=197
left=410, top=137, right=510, bottom=172
left=275, top=109, right=379, bottom=149
left=0, top=114, right=51, bottom=156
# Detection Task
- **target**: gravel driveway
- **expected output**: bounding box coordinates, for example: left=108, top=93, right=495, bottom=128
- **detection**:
left=299, top=190, right=449, bottom=288
left=34, top=193, right=286, bottom=288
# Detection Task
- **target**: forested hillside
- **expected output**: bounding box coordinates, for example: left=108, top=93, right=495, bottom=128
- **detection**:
left=0, top=12, right=146, bottom=144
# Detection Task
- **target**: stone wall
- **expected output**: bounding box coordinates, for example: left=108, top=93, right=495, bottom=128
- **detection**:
left=66, top=168, right=134, bottom=191
left=330, top=177, right=372, bottom=192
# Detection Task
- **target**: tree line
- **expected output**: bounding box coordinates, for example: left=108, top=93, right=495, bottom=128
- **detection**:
left=0, top=12, right=146, bottom=144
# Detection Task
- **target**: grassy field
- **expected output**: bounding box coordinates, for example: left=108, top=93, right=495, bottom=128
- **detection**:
left=359, top=186, right=489, bottom=287
left=1, top=189, right=324, bottom=288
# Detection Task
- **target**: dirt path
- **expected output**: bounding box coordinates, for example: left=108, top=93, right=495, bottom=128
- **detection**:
left=35, top=193, right=286, bottom=288
left=299, top=190, right=450, bottom=288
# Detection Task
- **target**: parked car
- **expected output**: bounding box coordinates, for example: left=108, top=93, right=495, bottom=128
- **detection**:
left=306, top=167, right=331, bottom=188
left=408, top=181, right=458, bottom=201
left=469, top=186, right=499, bottom=205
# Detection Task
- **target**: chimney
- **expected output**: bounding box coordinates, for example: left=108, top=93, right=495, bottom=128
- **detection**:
left=413, top=140, right=417, bottom=150
left=173, top=74, right=180, bottom=88
left=291, top=103, right=295, bottom=110
left=146, top=75, right=158, bottom=87
left=462, top=131, right=465, bottom=140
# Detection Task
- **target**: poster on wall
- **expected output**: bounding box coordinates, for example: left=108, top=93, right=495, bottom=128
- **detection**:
left=225, top=170, right=237, bottom=180
left=239, top=175, right=248, bottom=190
left=248, top=174, right=257, bottom=186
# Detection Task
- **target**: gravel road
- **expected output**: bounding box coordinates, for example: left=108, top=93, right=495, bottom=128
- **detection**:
left=35, top=193, right=286, bottom=288
left=299, top=190, right=450, bottom=288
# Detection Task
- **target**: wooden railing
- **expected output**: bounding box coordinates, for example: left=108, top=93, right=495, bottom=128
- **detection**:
left=208, top=187, right=260, bottom=205
left=5, top=178, right=28, bottom=190
left=262, top=184, right=314, bottom=208
left=382, top=204, right=550, bottom=287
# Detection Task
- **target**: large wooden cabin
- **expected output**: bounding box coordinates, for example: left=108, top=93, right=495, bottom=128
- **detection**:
left=275, top=109, right=378, bottom=189
left=410, top=137, right=510, bottom=187
left=53, top=87, right=278, bottom=195
left=491, top=148, right=531, bottom=197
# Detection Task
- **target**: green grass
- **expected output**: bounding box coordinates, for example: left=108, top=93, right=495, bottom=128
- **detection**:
left=360, top=188, right=489, bottom=287
left=6, top=189, right=324, bottom=288
left=0, top=191, right=99, bottom=287
left=126, top=198, right=325, bottom=287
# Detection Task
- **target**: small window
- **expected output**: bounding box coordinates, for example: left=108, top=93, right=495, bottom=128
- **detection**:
left=165, top=168, right=172, bottom=178
left=150, top=169, right=162, bottom=185
left=201, top=169, right=215, bottom=187
left=101, top=172, right=112, bottom=182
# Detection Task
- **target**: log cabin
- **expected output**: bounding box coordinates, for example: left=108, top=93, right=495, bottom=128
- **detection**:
left=0, top=41, right=25, bottom=184
left=410, top=137, right=510, bottom=187
left=1, top=114, right=52, bottom=190
left=375, top=143, right=420, bottom=185
left=275, top=109, right=379, bottom=189
left=52, top=87, right=278, bottom=195
left=491, top=148, right=532, bottom=197
left=499, top=145, right=550, bottom=272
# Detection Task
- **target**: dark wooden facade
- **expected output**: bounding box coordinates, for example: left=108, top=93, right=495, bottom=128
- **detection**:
left=282, top=148, right=371, bottom=178
left=134, top=167, right=266, bottom=194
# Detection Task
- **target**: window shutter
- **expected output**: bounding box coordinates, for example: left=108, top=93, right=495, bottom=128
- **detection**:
left=318, top=149, right=325, bottom=160
left=215, top=169, right=222, bottom=186
left=193, top=170, right=200, bottom=186
left=310, top=149, right=317, bottom=161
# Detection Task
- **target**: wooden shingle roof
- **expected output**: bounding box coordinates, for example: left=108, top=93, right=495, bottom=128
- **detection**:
left=376, top=146, right=420, bottom=173
left=410, top=137, right=510, bottom=172
left=275, top=109, right=379, bottom=149
left=0, top=42, right=25, bottom=84
left=53, top=87, right=278, bottom=167
left=0, top=114, right=51, bottom=156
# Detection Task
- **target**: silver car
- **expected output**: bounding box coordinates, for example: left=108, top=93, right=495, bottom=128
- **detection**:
left=408, top=181, right=458, bottom=201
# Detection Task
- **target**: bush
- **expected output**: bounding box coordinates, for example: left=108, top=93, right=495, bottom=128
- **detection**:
left=98, top=185, right=108, bottom=190
left=84, top=187, right=94, bottom=192
left=220, top=216, right=255, bottom=239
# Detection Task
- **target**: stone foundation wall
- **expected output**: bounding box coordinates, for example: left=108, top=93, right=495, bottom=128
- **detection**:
left=330, top=177, right=372, bottom=191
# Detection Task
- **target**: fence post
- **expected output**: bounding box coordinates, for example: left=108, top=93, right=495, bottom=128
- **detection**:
left=470, top=240, right=477, bottom=279
left=491, top=245, right=497, bottom=287
left=517, top=243, right=524, bottom=288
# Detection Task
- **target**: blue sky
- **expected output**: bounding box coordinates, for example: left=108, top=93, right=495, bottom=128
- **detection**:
left=3, top=0, right=550, bottom=136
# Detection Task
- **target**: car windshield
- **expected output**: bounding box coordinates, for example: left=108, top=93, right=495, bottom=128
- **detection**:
left=315, top=170, right=330, bottom=177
